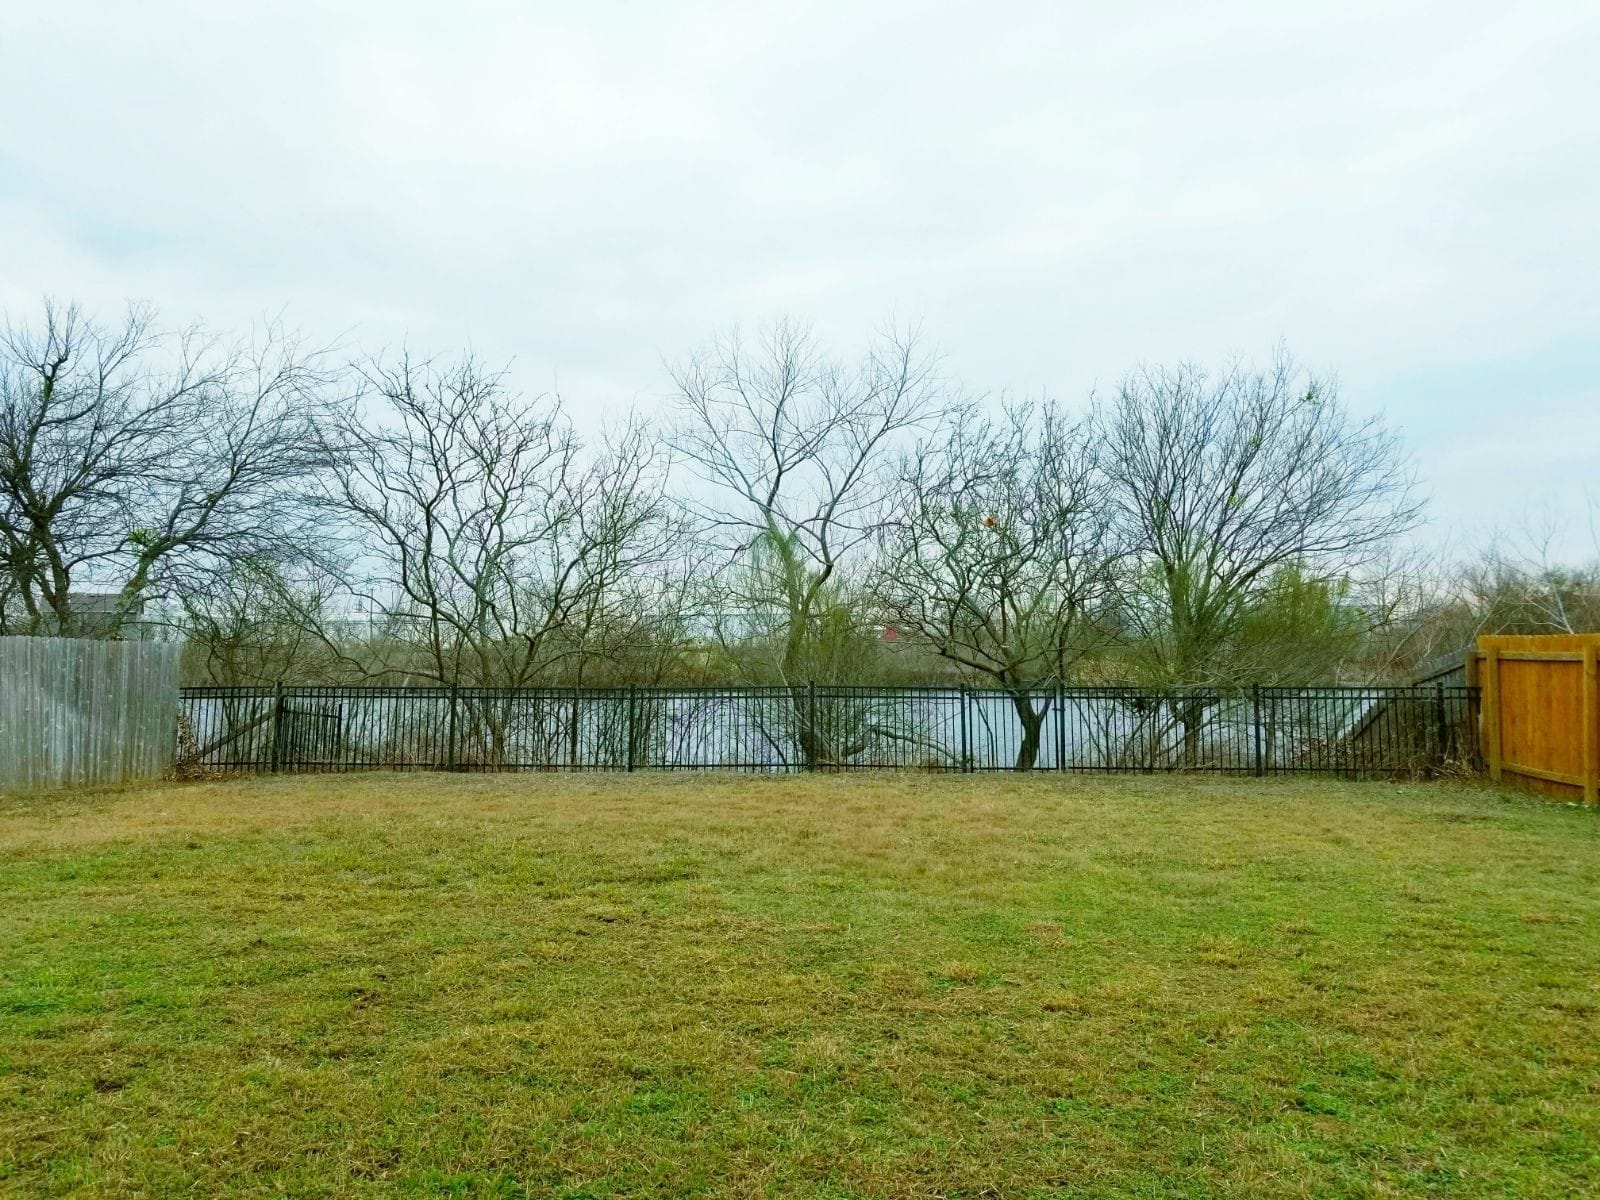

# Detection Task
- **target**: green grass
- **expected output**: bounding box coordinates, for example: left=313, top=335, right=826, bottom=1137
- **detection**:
left=1, top=772, right=1597, bottom=1198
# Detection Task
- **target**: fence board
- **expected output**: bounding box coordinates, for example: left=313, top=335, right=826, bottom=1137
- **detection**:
left=0, top=636, right=181, bottom=792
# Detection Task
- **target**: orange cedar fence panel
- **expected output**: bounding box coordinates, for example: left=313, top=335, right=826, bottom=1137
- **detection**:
left=1471, top=634, right=1600, bottom=804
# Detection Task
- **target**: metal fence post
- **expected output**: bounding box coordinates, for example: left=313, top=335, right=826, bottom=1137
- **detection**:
left=1464, top=650, right=1482, bottom=769
left=1055, top=683, right=1066, bottom=773
left=627, top=685, right=637, bottom=772
left=807, top=681, right=818, bottom=771
left=268, top=680, right=285, bottom=774
left=1252, top=684, right=1264, bottom=777
left=1434, top=682, right=1448, bottom=764
left=959, top=687, right=971, bottom=773
left=569, top=685, right=581, bottom=770
left=446, top=683, right=459, bottom=772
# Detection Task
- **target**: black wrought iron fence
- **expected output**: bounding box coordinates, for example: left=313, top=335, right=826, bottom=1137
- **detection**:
left=179, top=683, right=1479, bottom=777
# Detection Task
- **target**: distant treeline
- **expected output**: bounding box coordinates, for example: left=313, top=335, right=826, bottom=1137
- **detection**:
left=2, top=299, right=1594, bottom=730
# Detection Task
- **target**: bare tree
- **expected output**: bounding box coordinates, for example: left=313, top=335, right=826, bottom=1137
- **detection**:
left=1338, top=541, right=1464, bottom=681
left=321, top=352, right=682, bottom=690
left=173, top=554, right=357, bottom=684
left=669, top=319, right=954, bottom=763
left=669, top=320, right=954, bottom=668
left=0, top=299, right=337, bottom=636
left=877, top=402, right=1118, bottom=769
left=1458, top=507, right=1600, bottom=637
left=527, top=428, right=708, bottom=687
left=549, top=545, right=711, bottom=685
left=1099, top=349, right=1421, bottom=759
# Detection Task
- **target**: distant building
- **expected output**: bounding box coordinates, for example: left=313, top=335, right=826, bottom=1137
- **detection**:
left=70, top=592, right=135, bottom=635
left=0, top=590, right=149, bottom=638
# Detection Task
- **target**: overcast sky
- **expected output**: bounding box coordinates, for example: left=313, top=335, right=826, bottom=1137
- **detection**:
left=3, top=1, right=1597, bottom=557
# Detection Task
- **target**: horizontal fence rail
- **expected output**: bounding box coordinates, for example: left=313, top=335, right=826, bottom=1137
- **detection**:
left=179, top=683, right=1479, bottom=778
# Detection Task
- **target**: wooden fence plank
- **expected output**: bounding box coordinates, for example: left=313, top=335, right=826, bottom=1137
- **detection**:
left=1483, top=646, right=1502, bottom=784
left=1584, top=644, right=1599, bottom=807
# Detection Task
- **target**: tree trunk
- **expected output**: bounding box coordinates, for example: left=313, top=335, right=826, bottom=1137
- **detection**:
left=789, top=682, right=822, bottom=769
left=1177, top=694, right=1210, bottom=769
left=1010, top=689, right=1047, bottom=772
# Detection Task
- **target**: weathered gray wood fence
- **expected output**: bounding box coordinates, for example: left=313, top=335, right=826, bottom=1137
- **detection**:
left=0, top=636, right=181, bottom=791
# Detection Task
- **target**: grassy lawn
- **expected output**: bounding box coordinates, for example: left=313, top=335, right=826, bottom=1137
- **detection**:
left=1, top=773, right=1597, bottom=1198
